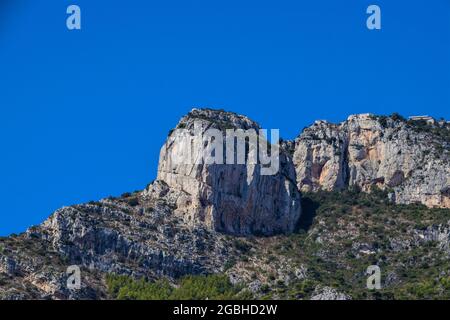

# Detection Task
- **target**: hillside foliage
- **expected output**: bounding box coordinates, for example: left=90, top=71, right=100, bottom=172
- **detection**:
left=106, top=274, right=251, bottom=300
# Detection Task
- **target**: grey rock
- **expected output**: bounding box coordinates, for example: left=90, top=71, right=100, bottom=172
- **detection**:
left=0, top=256, right=17, bottom=275
left=310, top=286, right=351, bottom=300
left=293, top=114, right=450, bottom=208
left=156, top=108, right=302, bottom=236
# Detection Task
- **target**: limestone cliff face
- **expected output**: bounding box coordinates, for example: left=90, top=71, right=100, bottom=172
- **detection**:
left=154, top=108, right=302, bottom=236
left=293, top=114, right=450, bottom=208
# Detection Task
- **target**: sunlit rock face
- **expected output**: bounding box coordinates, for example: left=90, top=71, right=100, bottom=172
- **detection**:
left=293, top=114, right=450, bottom=208
left=155, top=108, right=302, bottom=236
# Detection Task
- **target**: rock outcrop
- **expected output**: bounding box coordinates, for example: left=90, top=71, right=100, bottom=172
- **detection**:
left=293, top=114, right=450, bottom=208
left=310, top=286, right=351, bottom=300
left=0, top=187, right=236, bottom=300
left=155, top=108, right=302, bottom=236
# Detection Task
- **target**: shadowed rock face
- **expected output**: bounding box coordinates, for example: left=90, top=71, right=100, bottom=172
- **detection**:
left=293, top=114, right=450, bottom=208
left=156, top=108, right=302, bottom=236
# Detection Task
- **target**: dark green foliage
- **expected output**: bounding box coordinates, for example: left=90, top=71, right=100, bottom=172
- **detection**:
left=390, top=112, right=406, bottom=122
left=106, top=274, right=250, bottom=300
left=377, top=115, right=389, bottom=128
left=395, top=277, right=450, bottom=300
left=232, top=239, right=251, bottom=254
left=106, top=275, right=173, bottom=300
left=223, top=259, right=236, bottom=271
left=126, top=197, right=139, bottom=207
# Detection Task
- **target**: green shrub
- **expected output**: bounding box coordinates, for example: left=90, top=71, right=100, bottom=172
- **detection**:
left=106, top=273, right=249, bottom=300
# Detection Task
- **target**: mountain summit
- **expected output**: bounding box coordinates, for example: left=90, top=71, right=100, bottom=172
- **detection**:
left=1, top=109, right=449, bottom=300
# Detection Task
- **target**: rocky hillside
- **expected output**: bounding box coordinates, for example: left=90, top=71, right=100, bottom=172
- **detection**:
left=0, top=109, right=449, bottom=300
left=291, top=113, right=450, bottom=208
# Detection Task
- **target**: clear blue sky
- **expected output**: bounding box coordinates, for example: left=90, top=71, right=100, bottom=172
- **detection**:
left=1, top=0, right=449, bottom=236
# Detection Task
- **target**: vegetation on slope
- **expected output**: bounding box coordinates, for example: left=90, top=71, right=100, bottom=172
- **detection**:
left=106, top=274, right=252, bottom=300
left=105, top=188, right=450, bottom=300
left=260, top=189, right=450, bottom=299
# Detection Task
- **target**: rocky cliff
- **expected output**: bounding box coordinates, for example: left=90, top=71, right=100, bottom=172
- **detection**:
left=292, top=113, right=450, bottom=208
left=155, top=108, right=301, bottom=236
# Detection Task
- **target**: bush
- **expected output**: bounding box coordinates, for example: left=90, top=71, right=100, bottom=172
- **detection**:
left=106, top=273, right=249, bottom=300
left=233, top=239, right=251, bottom=254
left=390, top=112, right=406, bottom=122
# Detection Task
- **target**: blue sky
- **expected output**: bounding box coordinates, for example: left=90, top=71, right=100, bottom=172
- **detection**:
left=1, top=0, right=449, bottom=236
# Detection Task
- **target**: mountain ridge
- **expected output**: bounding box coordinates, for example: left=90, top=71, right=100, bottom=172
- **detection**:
left=1, top=108, right=449, bottom=300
